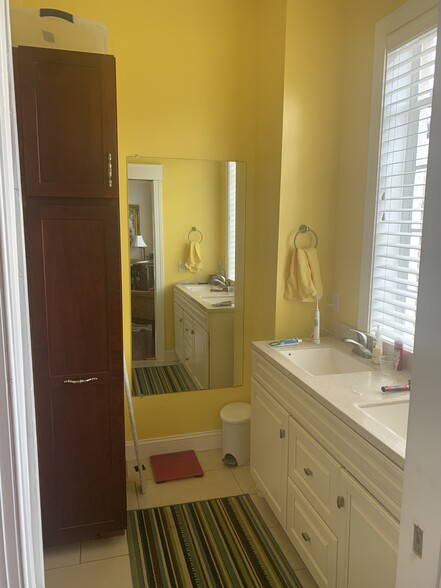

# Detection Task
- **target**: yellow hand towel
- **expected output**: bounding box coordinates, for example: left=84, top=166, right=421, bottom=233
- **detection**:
left=185, top=241, right=203, bottom=273
left=284, top=247, right=323, bottom=302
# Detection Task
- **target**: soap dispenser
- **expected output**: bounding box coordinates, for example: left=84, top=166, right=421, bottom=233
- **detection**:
left=372, top=325, right=382, bottom=365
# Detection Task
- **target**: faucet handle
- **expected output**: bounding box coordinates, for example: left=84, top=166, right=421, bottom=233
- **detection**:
left=348, top=328, right=368, bottom=347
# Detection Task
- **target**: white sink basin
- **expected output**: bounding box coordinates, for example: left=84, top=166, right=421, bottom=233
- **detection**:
left=200, top=292, right=231, bottom=298
left=201, top=296, right=234, bottom=306
left=278, top=347, right=372, bottom=376
left=358, top=400, right=409, bottom=439
left=181, top=284, right=209, bottom=292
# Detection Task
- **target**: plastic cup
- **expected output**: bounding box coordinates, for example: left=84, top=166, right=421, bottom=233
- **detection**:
left=379, top=355, right=398, bottom=375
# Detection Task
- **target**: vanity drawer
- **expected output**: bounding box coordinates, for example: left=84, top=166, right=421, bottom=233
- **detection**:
left=289, top=417, right=340, bottom=531
left=287, top=478, right=337, bottom=588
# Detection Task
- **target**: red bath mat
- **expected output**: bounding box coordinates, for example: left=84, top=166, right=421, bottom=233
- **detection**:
left=150, top=450, right=204, bottom=483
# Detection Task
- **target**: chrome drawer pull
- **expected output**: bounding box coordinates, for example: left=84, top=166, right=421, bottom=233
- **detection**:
left=301, top=532, right=311, bottom=542
left=64, top=377, right=98, bottom=385
left=280, top=429, right=286, bottom=439
left=108, top=153, right=113, bottom=187
left=304, top=467, right=313, bottom=477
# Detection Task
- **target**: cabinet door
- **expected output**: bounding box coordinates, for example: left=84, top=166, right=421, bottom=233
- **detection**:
left=25, top=200, right=125, bottom=545
left=250, top=379, right=289, bottom=527
left=337, top=470, right=399, bottom=588
left=174, top=303, right=184, bottom=361
left=191, top=322, right=209, bottom=389
left=14, top=46, right=118, bottom=199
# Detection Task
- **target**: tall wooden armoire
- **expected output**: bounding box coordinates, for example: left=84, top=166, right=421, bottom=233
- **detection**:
left=14, top=46, right=126, bottom=546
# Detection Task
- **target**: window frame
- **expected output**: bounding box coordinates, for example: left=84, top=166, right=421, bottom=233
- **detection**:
left=359, top=0, right=438, bottom=348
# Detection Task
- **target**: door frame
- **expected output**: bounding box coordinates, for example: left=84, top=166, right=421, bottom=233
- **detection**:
left=128, top=163, right=165, bottom=363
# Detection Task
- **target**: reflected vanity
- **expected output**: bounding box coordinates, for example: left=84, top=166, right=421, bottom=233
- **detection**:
left=127, top=156, right=245, bottom=395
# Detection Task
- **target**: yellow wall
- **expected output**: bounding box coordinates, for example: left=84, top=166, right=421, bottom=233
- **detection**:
left=275, top=0, right=345, bottom=339
left=12, top=0, right=258, bottom=440
left=11, top=0, right=411, bottom=442
left=332, top=0, right=408, bottom=330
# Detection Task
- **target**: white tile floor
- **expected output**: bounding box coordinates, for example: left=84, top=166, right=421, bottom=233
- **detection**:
left=44, top=449, right=319, bottom=588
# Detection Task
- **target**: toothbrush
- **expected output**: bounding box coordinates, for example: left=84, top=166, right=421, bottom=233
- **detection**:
left=313, top=295, right=320, bottom=344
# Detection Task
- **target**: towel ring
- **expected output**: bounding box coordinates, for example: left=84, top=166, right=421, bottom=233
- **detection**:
left=294, top=224, right=318, bottom=249
left=188, top=226, right=203, bottom=243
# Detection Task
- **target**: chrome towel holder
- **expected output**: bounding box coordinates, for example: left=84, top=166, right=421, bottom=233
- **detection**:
left=188, top=226, right=203, bottom=243
left=294, top=224, right=318, bottom=249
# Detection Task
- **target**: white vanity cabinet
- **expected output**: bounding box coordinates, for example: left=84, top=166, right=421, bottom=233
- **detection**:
left=250, top=349, right=403, bottom=588
left=337, top=470, right=399, bottom=588
left=174, top=286, right=234, bottom=389
left=250, top=380, right=289, bottom=526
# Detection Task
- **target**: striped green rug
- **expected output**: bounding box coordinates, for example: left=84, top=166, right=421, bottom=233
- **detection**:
left=127, top=494, right=303, bottom=587
left=132, top=363, right=196, bottom=395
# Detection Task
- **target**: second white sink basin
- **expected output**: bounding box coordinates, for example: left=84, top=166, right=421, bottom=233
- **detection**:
left=278, top=346, right=372, bottom=376
left=358, top=400, right=409, bottom=439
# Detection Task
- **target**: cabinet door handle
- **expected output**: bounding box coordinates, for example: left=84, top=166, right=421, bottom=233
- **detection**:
left=279, top=429, right=285, bottom=439
left=191, top=329, right=195, bottom=334
left=64, top=377, right=98, bottom=385
left=108, top=153, right=113, bottom=187
left=303, top=467, right=313, bottom=477
left=337, top=495, right=345, bottom=509
left=301, top=531, right=311, bottom=542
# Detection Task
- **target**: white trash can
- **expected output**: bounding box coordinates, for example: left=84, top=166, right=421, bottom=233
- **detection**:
left=220, top=402, right=251, bottom=466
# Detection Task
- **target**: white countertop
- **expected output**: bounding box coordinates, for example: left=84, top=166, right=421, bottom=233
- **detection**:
left=252, top=338, right=410, bottom=468
left=175, top=283, right=235, bottom=312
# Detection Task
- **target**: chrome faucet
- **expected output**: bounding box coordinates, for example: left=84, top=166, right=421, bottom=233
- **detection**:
left=210, top=274, right=229, bottom=290
left=341, top=328, right=372, bottom=359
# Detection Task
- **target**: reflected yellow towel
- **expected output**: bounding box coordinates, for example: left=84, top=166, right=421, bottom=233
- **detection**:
left=284, top=247, right=323, bottom=302
left=185, top=241, right=202, bottom=273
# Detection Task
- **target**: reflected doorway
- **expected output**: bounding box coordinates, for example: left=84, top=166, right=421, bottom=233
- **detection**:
left=128, top=163, right=165, bottom=365
left=129, top=180, right=155, bottom=360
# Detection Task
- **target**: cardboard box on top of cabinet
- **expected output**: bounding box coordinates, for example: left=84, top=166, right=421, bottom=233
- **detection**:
left=10, top=6, right=108, bottom=54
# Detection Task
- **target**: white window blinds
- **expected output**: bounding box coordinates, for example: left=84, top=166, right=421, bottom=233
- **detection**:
left=226, top=161, right=236, bottom=282
left=369, top=26, right=437, bottom=349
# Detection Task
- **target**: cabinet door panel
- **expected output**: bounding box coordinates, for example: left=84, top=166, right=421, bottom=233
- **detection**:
left=338, top=470, right=399, bottom=588
left=38, top=380, right=126, bottom=545
left=26, top=201, right=122, bottom=379
left=25, top=200, right=124, bottom=545
left=15, top=46, right=118, bottom=199
left=250, top=379, right=288, bottom=526
left=174, top=303, right=184, bottom=361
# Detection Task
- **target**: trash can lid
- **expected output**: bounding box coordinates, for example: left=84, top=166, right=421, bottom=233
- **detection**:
left=220, top=402, right=251, bottom=424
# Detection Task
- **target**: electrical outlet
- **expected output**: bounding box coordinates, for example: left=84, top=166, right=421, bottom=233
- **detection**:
left=413, top=524, right=423, bottom=558
left=178, top=261, right=186, bottom=272
left=331, top=292, right=340, bottom=312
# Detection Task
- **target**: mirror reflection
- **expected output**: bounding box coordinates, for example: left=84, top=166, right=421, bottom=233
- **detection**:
left=128, top=157, right=245, bottom=396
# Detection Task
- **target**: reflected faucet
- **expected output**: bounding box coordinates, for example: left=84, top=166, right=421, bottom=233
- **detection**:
left=341, top=328, right=372, bottom=359
left=210, top=274, right=229, bottom=290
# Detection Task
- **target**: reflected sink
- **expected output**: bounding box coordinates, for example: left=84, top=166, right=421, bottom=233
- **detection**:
left=358, top=400, right=409, bottom=439
left=200, top=291, right=231, bottom=298
left=278, top=347, right=372, bottom=376
left=181, top=284, right=209, bottom=292
left=201, top=296, right=234, bottom=306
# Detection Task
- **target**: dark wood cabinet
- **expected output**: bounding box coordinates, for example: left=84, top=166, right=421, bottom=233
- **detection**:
left=14, top=46, right=126, bottom=546
left=15, top=46, right=118, bottom=199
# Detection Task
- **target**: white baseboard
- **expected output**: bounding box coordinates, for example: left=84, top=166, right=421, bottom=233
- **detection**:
left=125, top=429, right=222, bottom=462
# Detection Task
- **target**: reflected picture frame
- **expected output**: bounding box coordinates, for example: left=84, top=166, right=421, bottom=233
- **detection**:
left=128, top=204, right=140, bottom=245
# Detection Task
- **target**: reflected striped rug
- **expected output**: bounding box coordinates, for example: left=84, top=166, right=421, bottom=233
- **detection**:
left=127, top=494, right=303, bottom=587
left=132, top=363, right=196, bottom=395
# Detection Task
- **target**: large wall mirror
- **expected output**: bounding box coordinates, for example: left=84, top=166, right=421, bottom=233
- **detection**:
left=128, top=156, right=245, bottom=396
